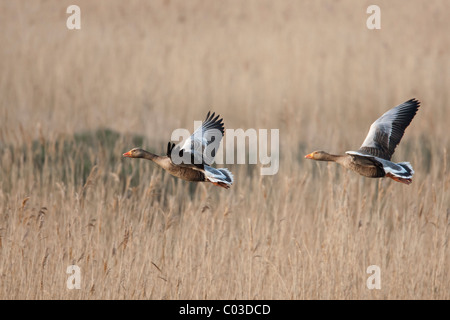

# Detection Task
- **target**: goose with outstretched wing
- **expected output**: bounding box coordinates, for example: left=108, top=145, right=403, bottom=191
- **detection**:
left=172, top=111, right=225, bottom=167
left=123, top=111, right=233, bottom=189
left=305, top=98, right=420, bottom=184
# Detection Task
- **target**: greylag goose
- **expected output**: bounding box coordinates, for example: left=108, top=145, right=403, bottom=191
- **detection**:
left=305, top=98, right=420, bottom=184
left=123, top=112, right=233, bottom=189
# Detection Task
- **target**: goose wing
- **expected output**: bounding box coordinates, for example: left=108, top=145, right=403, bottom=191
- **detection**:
left=358, top=98, right=420, bottom=160
left=168, top=111, right=225, bottom=168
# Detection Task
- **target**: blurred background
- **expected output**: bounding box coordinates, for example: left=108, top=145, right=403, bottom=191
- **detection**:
left=0, top=0, right=448, bottom=299
left=1, top=0, right=449, bottom=149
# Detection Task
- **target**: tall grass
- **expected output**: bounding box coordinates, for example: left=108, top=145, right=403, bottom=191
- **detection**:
left=0, top=0, right=449, bottom=299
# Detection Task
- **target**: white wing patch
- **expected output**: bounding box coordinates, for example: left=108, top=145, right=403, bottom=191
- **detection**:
left=175, top=112, right=224, bottom=165
left=360, top=121, right=392, bottom=149
left=383, top=161, right=414, bottom=178
left=345, top=151, right=374, bottom=158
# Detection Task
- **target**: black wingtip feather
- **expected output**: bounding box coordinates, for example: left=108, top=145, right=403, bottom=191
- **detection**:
left=208, top=112, right=215, bottom=122
left=404, top=98, right=420, bottom=114
left=202, top=111, right=225, bottom=135
left=167, top=141, right=176, bottom=157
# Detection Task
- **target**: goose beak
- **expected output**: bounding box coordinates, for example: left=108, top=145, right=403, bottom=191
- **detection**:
left=305, top=153, right=313, bottom=159
left=123, top=151, right=132, bottom=157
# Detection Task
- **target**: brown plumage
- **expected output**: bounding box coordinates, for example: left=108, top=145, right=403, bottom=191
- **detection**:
left=123, top=148, right=206, bottom=181
left=304, top=151, right=385, bottom=177
left=305, top=98, right=420, bottom=184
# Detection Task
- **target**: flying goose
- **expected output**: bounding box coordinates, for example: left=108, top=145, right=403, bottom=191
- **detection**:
left=123, top=112, right=233, bottom=189
left=305, top=98, right=420, bottom=184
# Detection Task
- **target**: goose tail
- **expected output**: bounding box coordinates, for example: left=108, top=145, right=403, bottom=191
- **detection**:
left=204, top=166, right=233, bottom=189
left=385, top=162, right=414, bottom=185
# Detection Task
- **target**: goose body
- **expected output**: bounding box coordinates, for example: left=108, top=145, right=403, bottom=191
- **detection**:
left=123, top=112, right=233, bottom=189
left=305, top=98, right=420, bottom=184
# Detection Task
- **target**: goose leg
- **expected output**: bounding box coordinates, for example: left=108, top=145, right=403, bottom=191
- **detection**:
left=386, top=173, right=412, bottom=185
left=211, top=181, right=230, bottom=189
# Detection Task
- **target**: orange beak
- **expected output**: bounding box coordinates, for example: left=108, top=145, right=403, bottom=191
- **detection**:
left=123, top=151, right=132, bottom=157
left=304, top=153, right=313, bottom=159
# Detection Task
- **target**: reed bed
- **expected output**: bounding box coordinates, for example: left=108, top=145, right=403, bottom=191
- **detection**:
left=0, top=0, right=448, bottom=299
